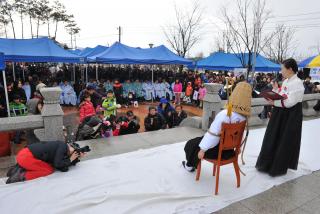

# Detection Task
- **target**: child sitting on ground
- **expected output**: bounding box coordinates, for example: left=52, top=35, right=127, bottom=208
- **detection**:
left=79, top=92, right=96, bottom=123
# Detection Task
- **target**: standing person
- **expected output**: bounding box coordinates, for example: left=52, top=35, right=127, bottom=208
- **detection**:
left=256, top=58, right=305, bottom=177
left=144, top=106, right=167, bottom=131
left=184, top=82, right=193, bottom=104
left=198, top=83, right=207, bottom=108
left=113, top=79, right=123, bottom=105
left=173, top=79, right=182, bottom=105
left=102, top=90, right=117, bottom=119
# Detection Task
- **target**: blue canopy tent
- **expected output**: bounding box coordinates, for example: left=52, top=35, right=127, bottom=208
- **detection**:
left=69, top=49, right=82, bottom=55
left=0, top=37, right=85, bottom=63
left=92, top=42, right=192, bottom=101
left=0, top=37, right=86, bottom=116
left=234, top=53, right=281, bottom=72
left=93, top=42, right=192, bottom=65
left=0, top=52, right=4, bottom=70
left=78, top=47, right=94, bottom=57
left=194, top=52, right=280, bottom=72
left=196, top=52, right=243, bottom=70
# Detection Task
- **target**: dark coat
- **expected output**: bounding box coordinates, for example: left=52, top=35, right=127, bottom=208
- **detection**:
left=170, top=110, right=188, bottom=128
left=144, top=113, right=166, bottom=131
left=120, top=117, right=140, bottom=135
left=28, top=141, right=75, bottom=172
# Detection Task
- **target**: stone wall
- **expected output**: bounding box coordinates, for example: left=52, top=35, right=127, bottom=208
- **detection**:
left=199, top=83, right=320, bottom=130
left=0, top=87, right=64, bottom=142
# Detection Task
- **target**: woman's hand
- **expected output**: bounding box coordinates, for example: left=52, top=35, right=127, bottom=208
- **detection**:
left=198, top=150, right=205, bottom=160
left=266, top=98, right=274, bottom=106
left=70, top=152, right=80, bottom=162
left=272, top=81, right=279, bottom=91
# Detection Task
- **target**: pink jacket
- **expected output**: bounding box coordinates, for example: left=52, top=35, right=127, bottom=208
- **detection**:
left=173, top=83, right=182, bottom=93
left=198, top=87, right=207, bottom=100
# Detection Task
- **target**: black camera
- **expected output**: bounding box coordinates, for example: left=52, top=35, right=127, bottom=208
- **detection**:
left=65, top=126, right=91, bottom=154
left=70, top=142, right=91, bottom=154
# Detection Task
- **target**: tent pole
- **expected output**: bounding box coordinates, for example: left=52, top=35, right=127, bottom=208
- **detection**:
left=22, top=67, right=25, bottom=81
left=86, top=64, right=88, bottom=83
left=73, top=64, right=76, bottom=83
left=151, top=66, right=154, bottom=103
left=96, top=63, right=98, bottom=81
left=12, top=63, right=16, bottom=81
left=2, top=70, right=10, bottom=117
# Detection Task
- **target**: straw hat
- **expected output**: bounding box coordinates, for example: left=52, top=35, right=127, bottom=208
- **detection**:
left=225, top=82, right=252, bottom=117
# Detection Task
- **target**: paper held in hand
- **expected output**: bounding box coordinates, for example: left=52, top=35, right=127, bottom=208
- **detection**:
left=255, top=90, right=285, bottom=100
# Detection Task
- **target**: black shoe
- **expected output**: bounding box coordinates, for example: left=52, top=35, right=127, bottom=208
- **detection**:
left=6, top=167, right=26, bottom=184
left=6, top=164, right=20, bottom=177
left=182, top=161, right=195, bottom=172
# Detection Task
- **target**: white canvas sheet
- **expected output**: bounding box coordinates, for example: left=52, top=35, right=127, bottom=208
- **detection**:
left=0, top=119, right=319, bottom=214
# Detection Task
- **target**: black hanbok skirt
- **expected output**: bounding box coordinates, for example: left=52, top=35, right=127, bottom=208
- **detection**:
left=255, top=102, right=303, bottom=176
left=184, top=137, right=234, bottom=168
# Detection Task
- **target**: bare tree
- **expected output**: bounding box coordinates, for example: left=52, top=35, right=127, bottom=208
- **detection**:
left=51, top=0, right=67, bottom=39
left=262, top=24, right=296, bottom=63
left=0, top=14, right=9, bottom=38
left=25, top=0, right=36, bottom=38
left=163, top=1, right=203, bottom=58
left=13, top=0, right=27, bottom=38
left=65, top=15, right=80, bottom=49
left=221, top=0, right=274, bottom=77
left=1, top=0, right=16, bottom=38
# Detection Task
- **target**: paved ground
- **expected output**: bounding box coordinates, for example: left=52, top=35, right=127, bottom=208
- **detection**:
left=1, top=108, right=320, bottom=213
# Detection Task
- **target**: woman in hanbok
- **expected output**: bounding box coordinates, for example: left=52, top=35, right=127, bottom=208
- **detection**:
left=134, top=80, right=144, bottom=101
left=256, top=58, right=305, bottom=177
left=143, top=80, right=155, bottom=101
left=60, top=80, right=77, bottom=106
left=162, top=79, right=172, bottom=100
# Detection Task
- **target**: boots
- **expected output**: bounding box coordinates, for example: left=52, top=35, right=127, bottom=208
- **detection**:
left=6, top=164, right=20, bottom=177
left=6, top=167, right=26, bottom=184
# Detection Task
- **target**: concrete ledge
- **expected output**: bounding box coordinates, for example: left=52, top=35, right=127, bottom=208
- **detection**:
left=0, top=115, right=44, bottom=132
left=179, top=116, right=202, bottom=129
left=77, top=127, right=205, bottom=161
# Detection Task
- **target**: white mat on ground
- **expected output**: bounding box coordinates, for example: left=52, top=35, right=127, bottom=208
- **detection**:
left=0, top=119, right=319, bottom=214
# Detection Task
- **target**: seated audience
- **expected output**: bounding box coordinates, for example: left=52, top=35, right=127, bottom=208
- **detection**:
left=144, top=106, right=166, bottom=131
left=169, top=105, right=188, bottom=128
left=79, top=92, right=96, bottom=123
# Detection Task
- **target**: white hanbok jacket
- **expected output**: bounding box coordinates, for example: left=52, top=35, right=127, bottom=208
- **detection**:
left=199, top=110, right=246, bottom=151
left=273, top=74, right=304, bottom=108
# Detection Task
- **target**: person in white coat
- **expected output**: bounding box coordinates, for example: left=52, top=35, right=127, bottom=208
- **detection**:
left=60, top=80, right=77, bottom=106
left=142, top=80, right=155, bottom=101
left=182, top=82, right=252, bottom=171
left=162, top=79, right=173, bottom=101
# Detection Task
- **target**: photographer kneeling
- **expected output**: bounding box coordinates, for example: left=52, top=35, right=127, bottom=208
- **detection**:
left=6, top=141, right=88, bottom=184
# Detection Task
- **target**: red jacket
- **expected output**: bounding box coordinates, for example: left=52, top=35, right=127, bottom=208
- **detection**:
left=79, top=101, right=96, bottom=122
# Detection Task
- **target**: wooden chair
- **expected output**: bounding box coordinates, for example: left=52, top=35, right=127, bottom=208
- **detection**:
left=195, top=120, right=247, bottom=195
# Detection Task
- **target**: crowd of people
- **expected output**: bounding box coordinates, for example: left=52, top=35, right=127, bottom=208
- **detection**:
left=1, top=63, right=320, bottom=144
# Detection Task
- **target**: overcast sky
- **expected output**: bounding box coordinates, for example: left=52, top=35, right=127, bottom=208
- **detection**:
left=5, top=0, right=320, bottom=59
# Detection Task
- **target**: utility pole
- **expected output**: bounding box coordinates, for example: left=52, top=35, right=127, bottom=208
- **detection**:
left=118, top=26, right=121, bottom=43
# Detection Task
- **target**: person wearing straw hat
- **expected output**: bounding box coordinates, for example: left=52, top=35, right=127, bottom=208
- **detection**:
left=182, top=82, right=252, bottom=172
left=256, top=58, right=304, bottom=177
